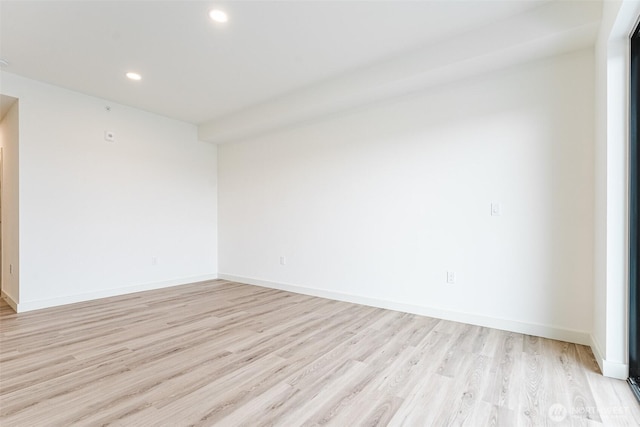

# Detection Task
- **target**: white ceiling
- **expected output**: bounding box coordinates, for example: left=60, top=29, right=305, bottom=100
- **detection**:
left=0, top=0, right=577, bottom=124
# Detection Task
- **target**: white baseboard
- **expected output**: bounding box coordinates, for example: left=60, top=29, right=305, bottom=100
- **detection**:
left=589, top=335, right=629, bottom=380
left=589, top=335, right=606, bottom=374
left=1, top=290, right=18, bottom=312
left=218, top=274, right=592, bottom=346
left=602, top=359, right=629, bottom=380
left=13, top=274, right=219, bottom=313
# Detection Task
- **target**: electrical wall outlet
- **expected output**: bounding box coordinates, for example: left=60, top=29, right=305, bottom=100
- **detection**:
left=280, top=256, right=286, bottom=266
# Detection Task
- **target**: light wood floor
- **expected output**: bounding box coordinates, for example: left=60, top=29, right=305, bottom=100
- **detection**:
left=1, top=280, right=639, bottom=426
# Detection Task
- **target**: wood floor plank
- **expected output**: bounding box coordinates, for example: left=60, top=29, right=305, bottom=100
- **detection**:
left=388, top=371, right=454, bottom=426
left=482, top=331, right=522, bottom=411
left=1, top=279, right=638, bottom=426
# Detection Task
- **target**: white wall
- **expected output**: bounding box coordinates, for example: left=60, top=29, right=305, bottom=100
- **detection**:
left=592, top=0, right=640, bottom=380
left=0, top=98, right=20, bottom=306
left=219, top=49, right=595, bottom=344
left=0, top=73, right=218, bottom=311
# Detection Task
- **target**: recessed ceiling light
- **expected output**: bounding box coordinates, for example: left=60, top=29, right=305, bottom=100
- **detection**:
left=209, top=9, right=228, bottom=23
left=126, top=72, right=142, bottom=81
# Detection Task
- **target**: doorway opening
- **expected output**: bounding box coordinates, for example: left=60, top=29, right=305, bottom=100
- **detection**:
left=0, top=146, right=3, bottom=294
left=0, top=94, right=19, bottom=309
